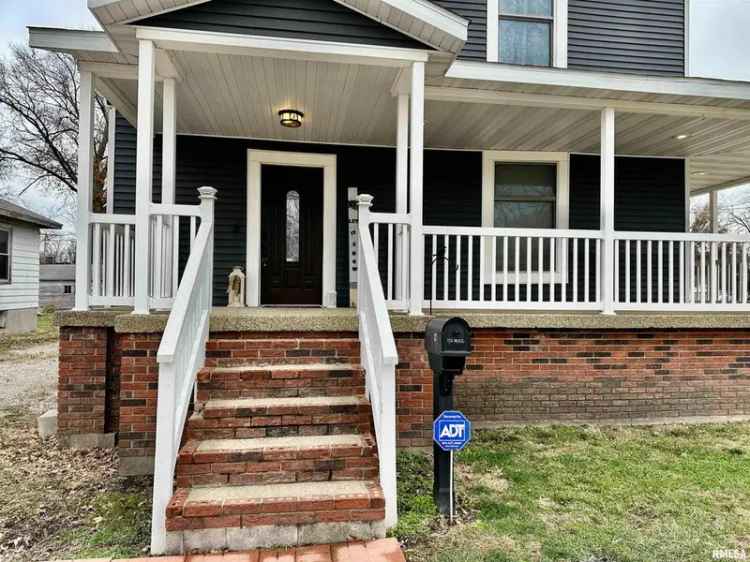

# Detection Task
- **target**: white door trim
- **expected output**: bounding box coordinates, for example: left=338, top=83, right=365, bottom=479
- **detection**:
left=247, top=149, right=338, bottom=308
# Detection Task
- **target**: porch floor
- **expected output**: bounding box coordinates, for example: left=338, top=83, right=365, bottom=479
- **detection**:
left=56, top=307, right=750, bottom=333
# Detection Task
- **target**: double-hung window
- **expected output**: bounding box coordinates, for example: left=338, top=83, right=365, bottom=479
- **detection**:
left=482, top=151, right=569, bottom=281
left=488, top=0, right=566, bottom=67
left=499, top=0, right=553, bottom=66
left=0, top=227, right=10, bottom=283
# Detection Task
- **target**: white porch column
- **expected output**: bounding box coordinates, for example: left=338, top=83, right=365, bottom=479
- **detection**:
left=395, top=93, right=409, bottom=303
left=710, top=190, right=719, bottom=233
left=161, top=78, right=177, bottom=205
left=105, top=105, right=117, bottom=214
left=133, top=39, right=156, bottom=315
left=408, top=62, right=425, bottom=315
left=600, top=107, right=616, bottom=315
left=74, top=70, right=95, bottom=311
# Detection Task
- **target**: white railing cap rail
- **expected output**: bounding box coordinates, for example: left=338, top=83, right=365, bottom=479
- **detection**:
left=614, top=230, right=750, bottom=243
left=422, top=225, right=603, bottom=238
left=357, top=196, right=398, bottom=366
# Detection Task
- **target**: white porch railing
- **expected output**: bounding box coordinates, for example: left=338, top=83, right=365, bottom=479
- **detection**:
left=356, top=195, right=398, bottom=528
left=86, top=203, right=202, bottom=310
left=150, top=187, right=216, bottom=555
left=422, top=226, right=604, bottom=310
left=363, top=222, right=750, bottom=313
left=614, top=231, right=750, bottom=311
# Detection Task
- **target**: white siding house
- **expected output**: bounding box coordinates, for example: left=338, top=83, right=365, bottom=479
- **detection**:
left=0, top=199, right=62, bottom=333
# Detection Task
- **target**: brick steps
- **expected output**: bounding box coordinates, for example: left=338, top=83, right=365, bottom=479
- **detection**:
left=206, top=338, right=361, bottom=368
left=175, top=434, right=379, bottom=487
left=166, top=335, right=383, bottom=554
left=196, top=364, right=365, bottom=401
left=187, top=396, right=372, bottom=440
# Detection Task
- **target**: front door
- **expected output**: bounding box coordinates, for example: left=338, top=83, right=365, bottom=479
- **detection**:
left=260, top=165, right=324, bottom=305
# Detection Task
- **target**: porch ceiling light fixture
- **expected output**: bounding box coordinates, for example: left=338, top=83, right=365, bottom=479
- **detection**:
left=279, top=109, right=304, bottom=128
left=692, top=170, right=706, bottom=176
left=675, top=134, right=689, bottom=140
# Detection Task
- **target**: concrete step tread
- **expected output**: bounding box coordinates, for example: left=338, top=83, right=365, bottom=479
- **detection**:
left=189, top=479, right=378, bottom=502
left=206, top=363, right=362, bottom=373
left=194, top=433, right=371, bottom=453
left=167, top=480, right=385, bottom=521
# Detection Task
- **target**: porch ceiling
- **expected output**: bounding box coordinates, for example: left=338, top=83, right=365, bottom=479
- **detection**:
left=101, top=48, right=750, bottom=194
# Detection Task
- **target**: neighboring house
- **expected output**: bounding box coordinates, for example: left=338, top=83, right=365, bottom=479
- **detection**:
left=0, top=199, right=61, bottom=334
left=39, top=264, right=76, bottom=310
left=30, top=0, right=750, bottom=555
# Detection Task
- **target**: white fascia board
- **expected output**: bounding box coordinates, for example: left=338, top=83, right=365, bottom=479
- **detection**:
left=28, top=27, right=118, bottom=54
left=425, top=86, right=750, bottom=121
left=446, top=61, right=750, bottom=101
left=375, top=0, right=468, bottom=42
left=135, top=27, right=430, bottom=66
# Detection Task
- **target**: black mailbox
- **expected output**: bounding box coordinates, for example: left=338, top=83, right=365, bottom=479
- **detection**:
left=424, top=317, right=472, bottom=515
left=425, top=317, right=472, bottom=374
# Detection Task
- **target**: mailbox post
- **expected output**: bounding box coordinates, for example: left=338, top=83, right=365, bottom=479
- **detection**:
left=425, top=317, right=472, bottom=515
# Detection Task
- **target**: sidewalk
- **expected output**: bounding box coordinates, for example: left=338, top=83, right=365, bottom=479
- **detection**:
left=50, top=538, right=405, bottom=562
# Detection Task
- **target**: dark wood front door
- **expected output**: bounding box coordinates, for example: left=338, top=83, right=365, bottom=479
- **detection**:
left=260, top=165, right=324, bottom=305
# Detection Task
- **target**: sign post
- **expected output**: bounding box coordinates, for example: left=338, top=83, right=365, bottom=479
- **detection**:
left=433, top=409, right=471, bottom=522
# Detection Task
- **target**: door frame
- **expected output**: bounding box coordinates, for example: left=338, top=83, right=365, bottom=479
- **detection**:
left=247, top=149, right=337, bottom=307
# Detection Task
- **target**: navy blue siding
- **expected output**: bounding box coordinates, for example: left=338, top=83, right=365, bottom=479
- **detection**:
left=113, top=116, right=685, bottom=307
left=134, top=0, right=430, bottom=49
left=568, top=0, right=685, bottom=76
left=432, top=0, right=486, bottom=61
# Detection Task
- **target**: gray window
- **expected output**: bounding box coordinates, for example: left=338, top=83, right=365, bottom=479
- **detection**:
left=0, top=228, right=10, bottom=283
left=499, top=0, right=553, bottom=66
left=494, top=163, right=556, bottom=270
left=286, top=190, right=300, bottom=263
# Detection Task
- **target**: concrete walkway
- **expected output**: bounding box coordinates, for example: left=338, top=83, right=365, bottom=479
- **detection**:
left=50, top=538, right=405, bottom=562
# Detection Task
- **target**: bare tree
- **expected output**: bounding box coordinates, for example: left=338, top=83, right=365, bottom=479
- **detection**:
left=690, top=202, right=713, bottom=233
left=0, top=45, right=110, bottom=211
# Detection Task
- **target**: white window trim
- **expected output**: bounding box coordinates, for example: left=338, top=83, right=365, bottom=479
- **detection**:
left=482, top=150, right=570, bottom=283
left=246, top=150, right=337, bottom=308
left=487, top=0, right=567, bottom=68
left=0, top=226, right=11, bottom=284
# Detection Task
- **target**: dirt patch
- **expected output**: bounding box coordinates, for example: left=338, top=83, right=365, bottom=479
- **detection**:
left=0, top=342, right=58, bottom=415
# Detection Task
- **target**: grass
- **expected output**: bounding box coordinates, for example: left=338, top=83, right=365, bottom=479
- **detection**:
left=398, top=424, right=750, bottom=562
left=0, top=311, right=58, bottom=354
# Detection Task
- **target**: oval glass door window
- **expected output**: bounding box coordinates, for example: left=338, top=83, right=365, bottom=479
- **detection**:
left=286, top=190, right=300, bottom=262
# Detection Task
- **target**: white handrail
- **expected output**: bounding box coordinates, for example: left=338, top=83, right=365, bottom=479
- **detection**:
left=150, top=187, right=216, bottom=555
left=356, top=195, right=398, bottom=528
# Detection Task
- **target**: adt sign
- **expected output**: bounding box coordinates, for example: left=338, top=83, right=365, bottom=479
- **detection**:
left=433, top=410, right=471, bottom=452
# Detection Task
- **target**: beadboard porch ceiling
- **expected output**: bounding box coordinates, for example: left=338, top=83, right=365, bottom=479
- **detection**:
left=96, top=48, right=750, bottom=194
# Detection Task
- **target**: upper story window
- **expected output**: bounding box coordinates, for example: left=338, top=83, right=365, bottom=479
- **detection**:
left=499, top=0, right=553, bottom=66
left=0, top=228, right=10, bottom=283
left=488, top=0, right=567, bottom=67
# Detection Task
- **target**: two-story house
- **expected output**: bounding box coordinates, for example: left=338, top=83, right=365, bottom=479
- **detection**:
left=31, top=0, right=750, bottom=555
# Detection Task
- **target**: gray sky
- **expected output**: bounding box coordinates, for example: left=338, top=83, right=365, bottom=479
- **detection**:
left=0, top=1, right=99, bottom=231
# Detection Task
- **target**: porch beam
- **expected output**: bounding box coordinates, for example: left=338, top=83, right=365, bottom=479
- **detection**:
left=135, top=27, right=430, bottom=67
left=409, top=61, right=425, bottom=316
left=600, top=107, right=616, bottom=315
left=691, top=174, right=750, bottom=196
left=133, top=39, right=156, bottom=315
left=74, top=70, right=95, bottom=311
left=424, top=86, right=750, bottom=121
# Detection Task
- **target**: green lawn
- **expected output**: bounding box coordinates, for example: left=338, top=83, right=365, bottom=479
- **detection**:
left=397, top=423, right=750, bottom=562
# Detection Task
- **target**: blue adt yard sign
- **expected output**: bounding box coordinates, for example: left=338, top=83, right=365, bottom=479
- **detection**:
left=433, top=410, right=472, bottom=452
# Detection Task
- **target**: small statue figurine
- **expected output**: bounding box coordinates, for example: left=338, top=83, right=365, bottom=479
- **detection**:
left=227, top=266, right=246, bottom=307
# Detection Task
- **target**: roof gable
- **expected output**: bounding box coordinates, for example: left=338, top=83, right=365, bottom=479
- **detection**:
left=132, top=0, right=433, bottom=50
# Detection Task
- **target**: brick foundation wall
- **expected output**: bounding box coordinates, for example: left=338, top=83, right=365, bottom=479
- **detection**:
left=117, top=333, right=162, bottom=462
left=396, top=328, right=750, bottom=447
left=58, top=327, right=109, bottom=436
